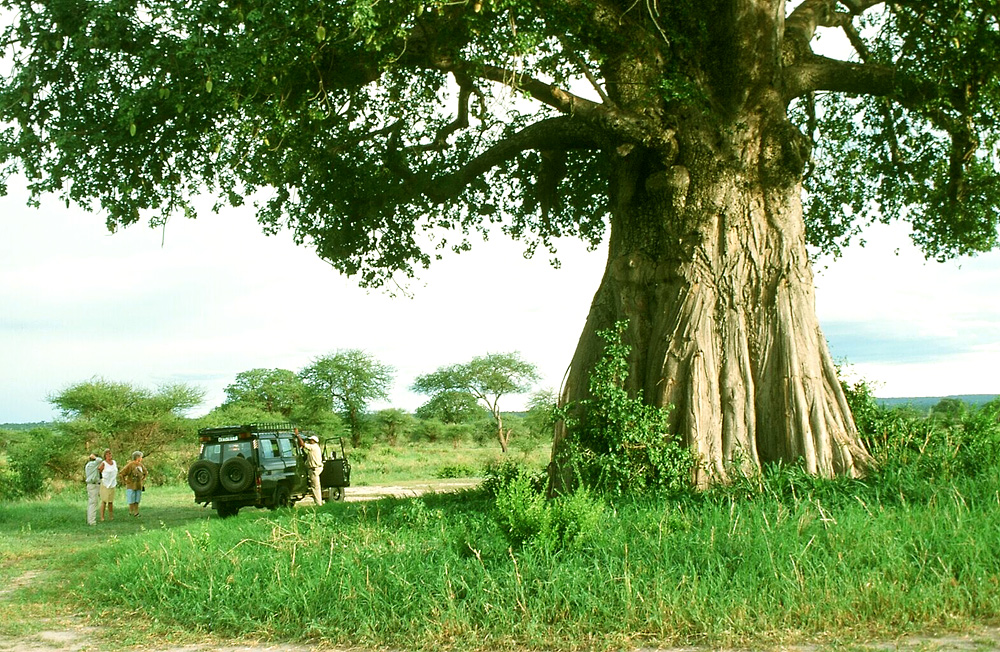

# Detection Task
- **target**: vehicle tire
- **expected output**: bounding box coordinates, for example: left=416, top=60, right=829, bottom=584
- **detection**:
left=329, top=486, right=345, bottom=502
left=216, top=502, right=239, bottom=518
left=269, top=486, right=291, bottom=510
left=187, top=460, right=219, bottom=494
left=219, top=457, right=254, bottom=493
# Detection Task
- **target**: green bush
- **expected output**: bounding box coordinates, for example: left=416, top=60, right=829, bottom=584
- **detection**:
left=2, top=428, right=54, bottom=500
left=493, top=467, right=604, bottom=551
left=957, top=398, right=1000, bottom=475
left=557, top=321, right=696, bottom=495
left=410, top=418, right=477, bottom=445
left=435, top=464, right=476, bottom=479
left=481, top=458, right=546, bottom=498
left=842, top=377, right=923, bottom=463
left=843, top=378, right=1000, bottom=503
left=0, top=460, right=21, bottom=501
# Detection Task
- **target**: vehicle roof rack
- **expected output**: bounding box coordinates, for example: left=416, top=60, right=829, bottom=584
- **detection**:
left=197, top=422, right=299, bottom=437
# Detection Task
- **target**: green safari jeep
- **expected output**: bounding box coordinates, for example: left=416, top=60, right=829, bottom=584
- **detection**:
left=186, top=423, right=351, bottom=517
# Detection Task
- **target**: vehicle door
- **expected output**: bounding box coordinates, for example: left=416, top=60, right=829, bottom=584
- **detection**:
left=277, top=436, right=307, bottom=494
left=213, top=439, right=257, bottom=494
left=257, top=436, right=285, bottom=484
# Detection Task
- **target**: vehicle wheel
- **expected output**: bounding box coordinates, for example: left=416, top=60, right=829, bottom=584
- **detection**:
left=219, top=457, right=254, bottom=492
left=329, top=486, right=345, bottom=502
left=187, top=460, right=219, bottom=494
left=216, top=502, right=239, bottom=518
left=269, top=486, right=291, bottom=510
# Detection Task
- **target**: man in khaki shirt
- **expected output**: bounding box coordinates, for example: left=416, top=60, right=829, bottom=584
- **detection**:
left=296, top=433, right=324, bottom=506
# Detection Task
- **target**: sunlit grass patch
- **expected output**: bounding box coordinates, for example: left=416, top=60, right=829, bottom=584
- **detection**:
left=349, top=441, right=548, bottom=485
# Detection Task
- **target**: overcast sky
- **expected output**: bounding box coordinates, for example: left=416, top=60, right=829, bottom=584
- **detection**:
left=2, top=175, right=999, bottom=424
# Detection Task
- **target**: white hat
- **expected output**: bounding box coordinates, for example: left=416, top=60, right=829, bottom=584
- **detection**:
left=308, top=435, right=319, bottom=442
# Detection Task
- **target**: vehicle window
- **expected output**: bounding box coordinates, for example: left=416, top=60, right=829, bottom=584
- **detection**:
left=220, top=441, right=254, bottom=460
left=201, top=443, right=222, bottom=464
left=201, top=440, right=256, bottom=461
left=259, top=438, right=279, bottom=460
left=277, top=437, right=295, bottom=459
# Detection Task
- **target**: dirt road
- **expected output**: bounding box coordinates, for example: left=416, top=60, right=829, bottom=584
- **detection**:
left=4, top=617, right=1000, bottom=652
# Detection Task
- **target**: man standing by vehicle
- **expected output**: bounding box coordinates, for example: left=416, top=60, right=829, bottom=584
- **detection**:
left=119, top=451, right=148, bottom=517
left=84, top=452, right=102, bottom=526
left=296, top=432, right=324, bottom=506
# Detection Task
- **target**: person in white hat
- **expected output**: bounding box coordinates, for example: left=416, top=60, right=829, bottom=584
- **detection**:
left=84, top=451, right=102, bottom=525
left=296, top=432, right=325, bottom=506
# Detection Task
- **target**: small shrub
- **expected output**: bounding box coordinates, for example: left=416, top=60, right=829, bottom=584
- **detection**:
left=481, top=458, right=545, bottom=498
left=843, top=377, right=922, bottom=462
left=494, top=471, right=548, bottom=547
left=436, top=464, right=475, bottom=479
left=0, top=461, right=21, bottom=501
left=3, top=428, right=54, bottom=499
left=493, top=468, right=604, bottom=551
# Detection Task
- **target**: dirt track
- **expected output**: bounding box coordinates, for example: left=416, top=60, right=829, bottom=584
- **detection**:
left=4, top=619, right=1000, bottom=652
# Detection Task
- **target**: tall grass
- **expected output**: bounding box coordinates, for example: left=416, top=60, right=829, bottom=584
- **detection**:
left=82, top=471, right=999, bottom=650
left=4, top=398, right=1000, bottom=651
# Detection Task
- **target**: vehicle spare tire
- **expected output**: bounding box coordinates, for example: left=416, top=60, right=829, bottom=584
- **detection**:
left=187, top=460, right=219, bottom=494
left=219, top=456, right=254, bottom=492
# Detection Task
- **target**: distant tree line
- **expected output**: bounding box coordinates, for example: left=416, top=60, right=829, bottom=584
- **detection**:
left=0, top=349, right=554, bottom=499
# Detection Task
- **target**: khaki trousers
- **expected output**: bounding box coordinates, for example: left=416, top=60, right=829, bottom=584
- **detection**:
left=309, top=467, right=323, bottom=506
left=86, top=483, right=100, bottom=525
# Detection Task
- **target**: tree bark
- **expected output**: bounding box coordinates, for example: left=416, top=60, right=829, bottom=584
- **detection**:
left=549, top=111, right=872, bottom=491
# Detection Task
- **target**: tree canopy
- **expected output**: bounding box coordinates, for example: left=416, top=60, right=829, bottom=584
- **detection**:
left=300, top=349, right=393, bottom=446
left=1, top=1, right=995, bottom=267
left=414, top=390, right=488, bottom=425
left=222, top=367, right=306, bottom=418
left=47, top=378, right=203, bottom=476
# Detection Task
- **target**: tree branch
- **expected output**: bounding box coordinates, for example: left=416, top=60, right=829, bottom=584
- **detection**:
left=469, top=63, right=676, bottom=157
left=412, top=73, right=477, bottom=153
left=424, top=116, right=604, bottom=205
left=784, top=55, right=896, bottom=99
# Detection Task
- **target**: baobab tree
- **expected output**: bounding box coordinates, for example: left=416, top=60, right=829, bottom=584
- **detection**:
left=2, top=0, right=997, bottom=488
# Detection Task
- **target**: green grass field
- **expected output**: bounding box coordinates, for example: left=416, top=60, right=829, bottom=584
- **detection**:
left=1, top=429, right=999, bottom=651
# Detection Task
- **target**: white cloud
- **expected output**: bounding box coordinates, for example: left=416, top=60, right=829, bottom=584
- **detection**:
left=1, top=185, right=605, bottom=422
left=814, top=222, right=1000, bottom=396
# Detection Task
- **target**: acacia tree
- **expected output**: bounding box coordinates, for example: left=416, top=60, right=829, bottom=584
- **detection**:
left=223, top=368, right=306, bottom=418
left=3, top=0, right=998, bottom=487
left=300, top=350, right=394, bottom=446
left=48, top=378, right=204, bottom=476
left=412, top=352, right=539, bottom=453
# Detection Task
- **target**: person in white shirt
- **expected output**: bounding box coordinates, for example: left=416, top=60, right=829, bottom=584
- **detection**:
left=84, top=452, right=102, bottom=526
left=97, top=448, right=118, bottom=521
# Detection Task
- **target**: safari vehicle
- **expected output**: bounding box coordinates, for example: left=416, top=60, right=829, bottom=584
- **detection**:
left=186, top=423, right=350, bottom=517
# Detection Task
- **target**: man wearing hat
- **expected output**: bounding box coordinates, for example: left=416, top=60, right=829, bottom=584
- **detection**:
left=296, top=432, right=325, bottom=506
left=84, top=451, right=102, bottom=525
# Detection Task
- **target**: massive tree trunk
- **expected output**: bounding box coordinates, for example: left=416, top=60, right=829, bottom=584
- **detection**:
left=550, top=107, right=872, bottom=490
